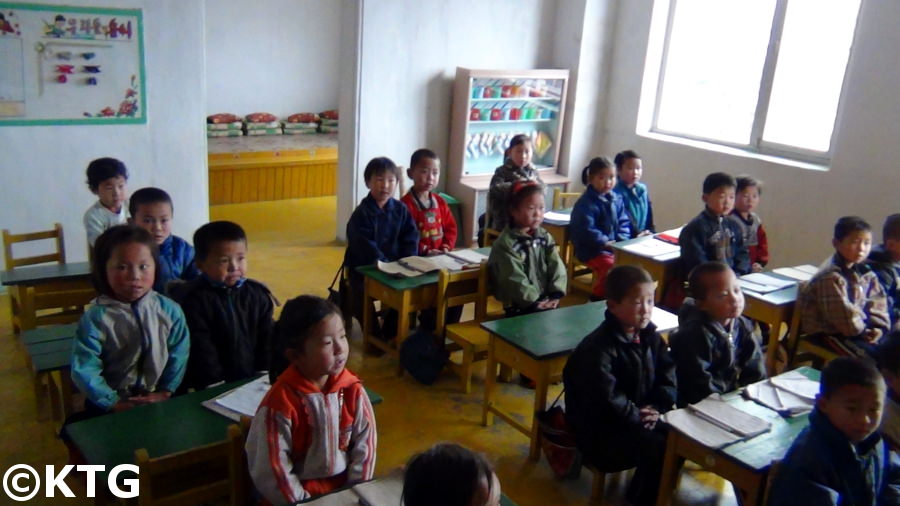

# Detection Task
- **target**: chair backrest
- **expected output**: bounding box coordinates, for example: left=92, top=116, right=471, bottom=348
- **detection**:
left=783, top=281, right=809, bottom=366
left=483, top=228, right=501, bottom=247
left=552, top=188, right=580, bottom=211
left=3, top=223, right=66, bottom=270
left=135, top=423, right=245, bottom=506
left=435, top=262, right=488, bottom=336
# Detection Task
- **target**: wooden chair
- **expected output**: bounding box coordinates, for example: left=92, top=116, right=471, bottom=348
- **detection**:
left=135, top=423, right=247, bottom=506
left=2, top=223, right=94, bottom=334
left=566, top=240, right=594, bottom=296
left=437, top=263, right=492, bottom=393
left=552, top=188, right=580, bottom=211
left=483, top=227, right=501, bottom=247
left=585, top=463, right=631, bottom=504
left=784, top=282, right=840, bottom=368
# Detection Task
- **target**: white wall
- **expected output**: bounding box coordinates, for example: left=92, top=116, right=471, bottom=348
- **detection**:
left=597, top=0, right=900, bottom=266
left=0, top=0, right=207, bottom=266
left=205, top=0, right=341, bottom=117
left=336, top=0, right=558, bottom=239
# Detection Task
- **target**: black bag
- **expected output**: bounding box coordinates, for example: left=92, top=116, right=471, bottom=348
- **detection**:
left=536, top=389, right=582, bottom=480
left=327, top=264, right=350, bottom=325
left=399, top=328, right=449, bottom=385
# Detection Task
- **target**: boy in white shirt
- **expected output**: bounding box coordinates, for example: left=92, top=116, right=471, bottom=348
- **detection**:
left=83, top=157, right=129, bottom=247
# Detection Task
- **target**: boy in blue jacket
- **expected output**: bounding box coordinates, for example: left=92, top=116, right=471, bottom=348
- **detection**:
left=770, top=357, right=900, bottom=505
left=570, top=156, right=631, bottom=299
left=345, top=157, right=418, bottom=340
left=679, top=172, right=750, bottom=276
left=869, top=214, right=900, bottom=331
left=129, top=187, right=199, bottom=293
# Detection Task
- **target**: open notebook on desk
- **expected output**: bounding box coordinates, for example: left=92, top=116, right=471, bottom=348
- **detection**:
left=202, top=375, right=270, bottom=421
left=744, top=370, right=817, bottom=417
left=663, top=396, right=772, bottom=449
left=772, top=264, right=818, bottom=282
left=620, top=238, right=680, bottom=257
left=738, top=272, right=797, bottom=294
left=377, top=249, right=488, bottom=278
left=303, top=470, right=404, bottom=505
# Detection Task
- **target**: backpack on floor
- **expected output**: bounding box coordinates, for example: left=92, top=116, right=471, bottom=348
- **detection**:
left=400, top=328, right=448, bottom=385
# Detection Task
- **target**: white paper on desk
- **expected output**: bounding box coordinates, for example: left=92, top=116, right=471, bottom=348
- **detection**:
left=772, top=267, right=814, bottom=282
left=794, top=264, right=819, bottom=275
left=663, top=408, right=742, bottom=449
left=689, top=397, right=771, bottom=438
left=302, top=488, right=360, bottom=505
left=769, top=370, right=819, bottom=401
left=447, top=248, right=489, bottom=265
left=376, top=260, right=422, bottom=277
left=620, top=238, right=680, bottom=257
left=544, top=211, right=571, bottom=223
left=354, top=472, right=404, bottom=506
left=741, top=273, right=795, bottom=289
left=738, top=279, right=780, bottom=294
left=650, top=308, right=679, bottom=333
left=745, top=380, right=813, bottom=416
left=214, top=375, right=270, bottom=417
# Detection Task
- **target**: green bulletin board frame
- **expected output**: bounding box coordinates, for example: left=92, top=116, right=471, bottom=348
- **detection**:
left=0, top=2, right=146, bottom=126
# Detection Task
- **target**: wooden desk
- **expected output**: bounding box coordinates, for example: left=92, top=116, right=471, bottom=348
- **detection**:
left=1, top=261, right=94, bottom=332
left=742, top=283, right=799, bottom=375
left=480, top=301, right=679, bottom=460
left=542, top=210, right=571, bottom=264
left=610, top=238, right=681, bottom=304
left=356, top=248, right=489, bottom=375
left=656, top=367, right=819, bottom=506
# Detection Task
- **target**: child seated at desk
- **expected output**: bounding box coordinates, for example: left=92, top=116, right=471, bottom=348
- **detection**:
left=488, top=181, right=567, bottom=317
left=679, top=172, right=750, bottom=276
left=83, top=157, right=129, bottom=247
left=670, top=261, right=765, bottom=406
left=345, top=157, right=419, bottom=340
left=878, top=332, right=900, bottom=450
left=769, top=357, right=900, bottom=506
left=485, top=134, right=544, bottom=234
left=129, top=187, right=199, bottom=294
left=563, top=265, right=676, bottom=506
left=69, top=225, right=189, bottom=418
left=868, top=213, right=900, bottom=330
left=800, top=216, right=889, bottom=359
left=403, top=443, right=501, bottom=506
left=612, top=149, right=654, bottom=238
left=170, top=221, right=275, bottom=391
left=400, top=148, right=461, bottom=330
left=729, top=175, right=769, bottom=273
left=246, top=295, right=376, bottom=504
left=570, top=156, right=631, bottom=299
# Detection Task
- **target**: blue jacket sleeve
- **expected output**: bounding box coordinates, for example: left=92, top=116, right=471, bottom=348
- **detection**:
left=731, top=223, right=751, bottom=275
left=615, top=197, right=632, bottom=241
left=679, top=220, right=708, bottom=274
left=346, top=208, right=387, bottom=266
left=158, top=300, right=190, bottom=393
left=179, top=242, right=200, bottom=281
left=645, top=199, right=655, bottom=234
left=397, top=205, right=419, bottom=259
left=571, top=197, right=612, bottom=260
left=71, top=310, right=118, bottom=411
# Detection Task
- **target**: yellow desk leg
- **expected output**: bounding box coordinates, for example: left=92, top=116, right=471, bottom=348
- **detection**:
left=529, top=364, right=551, bottom=461
left=19, top=286, right=37, bottom=332
left=395, top=290, right=411, bottom=376
left=482, top=337, right=497, bottom=427
left=656, top=431, right=682, bottom=506
left=765, top=313, right=787, bottom=375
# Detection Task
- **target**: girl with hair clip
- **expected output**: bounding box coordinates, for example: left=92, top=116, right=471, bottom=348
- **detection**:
left=612, top=149, right=655, bottom=238
left=485, top=134, right=544, bottom=233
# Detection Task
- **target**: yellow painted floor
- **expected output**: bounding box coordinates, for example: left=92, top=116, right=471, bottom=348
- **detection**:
left=0, top=196, right=736, bottom=505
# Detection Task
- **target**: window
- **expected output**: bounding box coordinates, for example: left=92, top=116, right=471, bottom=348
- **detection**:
left=649, top=0, right=861, bottom=162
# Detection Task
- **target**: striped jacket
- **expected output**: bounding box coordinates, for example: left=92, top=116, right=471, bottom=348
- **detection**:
left=245, top=366, right=376, bottom=505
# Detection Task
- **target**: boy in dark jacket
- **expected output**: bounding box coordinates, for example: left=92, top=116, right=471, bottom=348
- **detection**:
left=769, top=357, right=900, bottom=506
left=563, top=265, right=676, bottom=506
left=172, top=221, right=275, bottom=390
left=670, top=261, right=765, bottom=406
left=345, top=157, right=418, bottom=339
left=868, top=214, right=900, bottom=331
left=679, top=172, right=750, bottom=277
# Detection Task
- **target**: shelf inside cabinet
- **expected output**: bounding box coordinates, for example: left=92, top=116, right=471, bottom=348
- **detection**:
left=469, top=119, right=552, bottom=124
left=469, top=97, right=560, bottom=103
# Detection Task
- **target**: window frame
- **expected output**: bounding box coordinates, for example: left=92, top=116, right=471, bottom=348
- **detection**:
left=649, top=0, right=861, bottom=165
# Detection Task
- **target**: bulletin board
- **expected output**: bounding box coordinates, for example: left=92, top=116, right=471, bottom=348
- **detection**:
left=0, top=2, right=146, bottom=126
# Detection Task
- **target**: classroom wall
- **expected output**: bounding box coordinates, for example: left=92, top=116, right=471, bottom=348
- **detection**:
left=204, top=0, right=341, bottom=117
left=597, top=0, right=900, bottom=267
left=0, top=0, right=207, bottom=267
left=336, top=0, right=558, bottom=240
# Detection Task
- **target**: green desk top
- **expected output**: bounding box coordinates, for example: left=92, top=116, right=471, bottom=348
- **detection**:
left=356, top=247, right=490, bottom=291
left=481, top=302, right=608, bottom=360
left=67, top=377, right=383, bottom=470
left=20, top=323, right=78, bottom=345
left=0, top=261, right=91, bottom=286
left=720, top=367, right=820, bottom=471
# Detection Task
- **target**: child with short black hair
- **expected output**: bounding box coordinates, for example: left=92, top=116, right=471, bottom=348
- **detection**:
left=612, top=149, right=655, bottom=238
left=170, top=221, right=275, bottom=391
left=868, top=213, right=900, bottom=331
left=570, top=156, right=632, bottom=299
left=246, top=295, right=376, bottom=504
left=878, top=332, right=900, bottom=449
left=679, top=172, right=750, bottom=276
left=487, top=181, right=567, bottom=317
left=345, top=157, right=419, bottom=337
left=486, top=134, right=544, bottom=233
left=129, top=187, right=199, bottom=293
left=83, top=157, right=129, bottom=247
left=801, top=216, right=889, bottom=359
left=70, top=225, right=189, bottom=415
left=769, top=357, right=900, bottom=505
left=402, top=443, right=501, bottom=506
left=729, top=175, right=769, bottom=273
left=670, top=261, right=765, bottom=405
left=563, top=265, right=676, bottom=506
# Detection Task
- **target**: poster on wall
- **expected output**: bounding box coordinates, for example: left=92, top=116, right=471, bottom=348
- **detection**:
left=0, top=2, right=145, bottom=126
